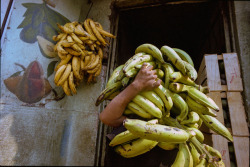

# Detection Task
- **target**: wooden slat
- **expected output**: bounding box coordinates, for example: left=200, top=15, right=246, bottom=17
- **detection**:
left=223, top=53, right=243, bottom=91
left=196, top=56, right=206, bottom=85
left=208, top=92, right=224, bottom=124
left=233, top=136, right=249, bottom=167
left=227, top=92, right=249, bottom=136
left=212, top=134, right=231, bottom=167
left=204, top=54, right=222, bottom=91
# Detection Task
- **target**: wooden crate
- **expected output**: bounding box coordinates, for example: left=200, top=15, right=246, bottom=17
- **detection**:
left=196, top=53, right=249, bottom=167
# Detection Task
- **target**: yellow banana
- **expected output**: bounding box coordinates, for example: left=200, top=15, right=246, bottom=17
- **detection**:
left=87, top=62, right=101, bottom=74
left=132, top=94, right=162, bottom=118
left=64, top=48, right=81, bottom=56
left=114, top=138, right=158, bottom=158
left=95, top=26, right=116, bottom=38
left=124, top=118, right=190, bottom=143
left=109, top=130, right=139, bottom=147
left=94, top=63, right=102, bottom=77
left=53, top=33, right=66, bottom=41
left=153, top=85, right=173, bottom=114
left=68, top=72, right=77, bottom=94
left=171, top=143, right=193, bottom=167
left=55, top=54, right=73, bottom=71
left=83, top=19, right=97, bottom=41
left=186, top=95, right=217, bottom=117
left=57, top=64, right=72, bottom=86
left=60, top=40, right=74, bottom=48
left=84, top=54, right=96, bottom=70
left=140, top=90, right=165, bottom=112
left=89, top=19, right=107, bottom=45
left=199, top=114, right=233, bottom=142
left=70, top=33, right=83, bottom=44
left=56, top=40, right=68, bottom=54
left=157, top=142, right=177, bottom=150
left=123, top=108, right=134, bottom=115
left=85, top=54, right=100, bottom=70
left=127, top=102, right=153, bottom=119
left=66, top=35, right=73, bottom=42
left=54, top=64, right=66, bottom=85
left=72, top=56, right=82, bottom=80
left=62, top=80, right=72, bottom=96
left=75, top=24, right=89, bottom=36
left=135, top=43, right=165, bottom=63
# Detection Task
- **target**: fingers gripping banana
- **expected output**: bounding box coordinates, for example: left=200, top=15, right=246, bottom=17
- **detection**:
left=140, top=90, right=165, bottom=112
left=135, top=43, right=165, bottom=63
left=199, top=114, right=233, bottom=142
left=124, top=119, right=190, bottom=143
left=127, top=102, right=153, bottom=119
left=171, top=143, right=193, bottom=167
left=114, top=138, right=158, bottom=158
left=132, top=95, right=162, bottom=118
left=57, top=64, right=72, bottom=86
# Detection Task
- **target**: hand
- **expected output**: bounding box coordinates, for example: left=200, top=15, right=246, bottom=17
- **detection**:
left=131, top=63, right=162, bottom=92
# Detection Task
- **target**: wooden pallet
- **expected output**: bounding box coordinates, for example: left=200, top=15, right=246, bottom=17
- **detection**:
left=196, top=53, right=249, bottom=167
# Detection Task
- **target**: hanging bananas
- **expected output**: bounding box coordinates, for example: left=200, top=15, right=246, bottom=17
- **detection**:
left=53, top=19, right=115, bottom=96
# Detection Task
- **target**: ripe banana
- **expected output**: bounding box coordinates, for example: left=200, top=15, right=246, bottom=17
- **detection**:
left=161, top=63, right=174, bottom=88
left=127, top=102, right=153, bottom=119
left=189, top=142, right=201, bottom=166
left=70, top=32, right=83, bottom=44
left=64, top=48, right=81, bottom=56
left=89, top=19, right=107, bottom=45
left=157, top=142, right=177, bottom=151
left=95, top=26, right=116, bottom=38
left=85, top=54, right=100, bottom=70
left=172, top=48, right=194, bottom=67
left=106, top=65, right=124, bottom=87
left=55, top=54, right=73, bottom=71
left=135, top=43, right=165, bottom=63
left=114, top=138, right=158, bottom=158
left=57, top=64, right=72, bottom=86
left=199, top=114, right=233, bottom=142
left=123, top=54, right=154, bottom=73
left=54, top=64, right=66, bottom=85
left=62, top=80, right=72, bottom=96
left=140, top=90, right=165, bottom=112
left=124, top=118, right=190, bottom=143
left=95, top=81, right=123, bottom=106
left=132, top=94, right=162, bottom=118
left=83, top=19, right=97, bottom=41
left=153, top=85, right=173, bottom=114
left=186, top=95, right=217, bottom=117
left=171, top=143, right=193, bottom=167
left=160, top=45, right=187, bottom=77
left=180, top=111, right=200, bottom=125
left=68, top=71, right=77, bottom=94
left=72, top=56, right=82, bottom=80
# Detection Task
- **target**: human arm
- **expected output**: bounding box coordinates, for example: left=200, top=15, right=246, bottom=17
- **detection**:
left=99, top=63, right=162, bottom=127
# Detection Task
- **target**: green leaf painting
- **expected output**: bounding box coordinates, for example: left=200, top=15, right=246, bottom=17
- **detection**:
left=47, top=60, right=58, bottom=78
left=18, top=2, right=70, bottom=44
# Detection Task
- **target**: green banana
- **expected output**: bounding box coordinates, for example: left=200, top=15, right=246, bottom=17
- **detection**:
left=160, top=45, right=187, bottom=77
left=186, top=95, right=217, bottom=117
left=180, top=111, right=200, bottom=125
left=155, top=69, right=164, bottom=79
left=121, top=76, right=130, bottom=87
left=132, top=94, right=162, bottom=118
left=106, top=90, right=120, bottom=100
left=127, top=102, right=153, bottom=119
left=114, top=138, right=158, bottom=158
left=196, top=157, right=207, bottom=167
left=106, top=65, right=124, bottom=87
left=134, top=61, right=156, bottom=69
left=184, top=126, right=204, bottom=143
left=169, top=72, right=197, bottom=87
left=197, top=117, right=203, bottom=128
left=95, top=81, right=123, bottom=106
left=172, top=48, right=194, bottom=67
left=135, top=43, right=165, bottom=63
left=116, top=67, right=126, bottom=81
left=182, top=61, right=197, bottom=81
left=124, top=118, right=190, bottom=143
left=123, top=108, right=134, bottom=115
left=109, top=130, right=139, bottom=147
left=185, top=123, right=199, bottom=129
left=161, top=63, right=174, bottom=88
left=189, top=142, right=201, bottom=166
left=158, top=142, right=177, bottom=151
left=125, top=68, right=138, bottom=78
left=110, top=119, right=158, bottom=147
left=171, top=143, right=193, bottom=167
left=205, top=144, right=225, bottom=167
left=123, top=54, right=154, bottom=73
left=199, top=114, right=233, bottom=142
left=169, top=83, right=220, bottom=111
left=140, top=90, right=165, bottom=112
left=153, top=85, right=173, bottom=115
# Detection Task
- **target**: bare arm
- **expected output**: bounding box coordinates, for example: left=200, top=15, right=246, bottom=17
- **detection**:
left=99, top=63, right=162, bottom=127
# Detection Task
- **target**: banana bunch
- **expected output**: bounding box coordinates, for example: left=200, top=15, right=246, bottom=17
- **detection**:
left=96, top=43, right=233, bottom=166
left=53, top=18, right=115, bottom=95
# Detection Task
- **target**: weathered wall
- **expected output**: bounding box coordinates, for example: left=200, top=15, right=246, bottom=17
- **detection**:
left=233, top=1, right=250, bottom=124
